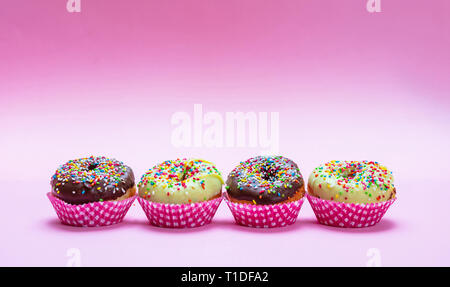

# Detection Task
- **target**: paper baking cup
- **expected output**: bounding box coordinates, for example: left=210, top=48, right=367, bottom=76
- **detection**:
left=224, top=194, right=305, bottom=228
left=47, top=192, right=136, bottom=227
left=137, top=196, right=222, bottom=228
left=307, top=194, right=396, bottom=228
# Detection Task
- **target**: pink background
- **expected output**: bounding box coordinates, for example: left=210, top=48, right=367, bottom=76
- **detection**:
left=1, top=0, right=449, bottom=266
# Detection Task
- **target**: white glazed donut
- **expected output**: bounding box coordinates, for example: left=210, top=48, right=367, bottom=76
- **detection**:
left=308, top=160, right=396, bottom=204
left=138, top=159, right=223, bottom=204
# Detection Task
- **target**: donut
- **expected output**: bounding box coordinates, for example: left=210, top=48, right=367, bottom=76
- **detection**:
left=308, top=160, right=396, bottom=204
left=225, top=156, right=305, bottom=205
left=138, top=159, right=223, bottom=204
left=51, top=156, right=136, bottom=205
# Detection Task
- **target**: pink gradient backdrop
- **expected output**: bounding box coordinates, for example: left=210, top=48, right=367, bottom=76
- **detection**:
left=1, top=1, right=449, bottom=266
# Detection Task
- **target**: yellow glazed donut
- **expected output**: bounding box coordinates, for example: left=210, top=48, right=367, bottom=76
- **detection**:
left=138, top=159, right=223, bottom=204
left=308, top=160, right=396, bottom=204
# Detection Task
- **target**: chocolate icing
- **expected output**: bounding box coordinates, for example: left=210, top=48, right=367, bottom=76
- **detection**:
left=51, top=156, right=135, bottom=205
left=226, top=156, right=304, bottom=205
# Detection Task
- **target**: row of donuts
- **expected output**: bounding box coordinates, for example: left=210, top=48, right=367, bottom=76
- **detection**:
left=48, top=156, right=397, bottom=228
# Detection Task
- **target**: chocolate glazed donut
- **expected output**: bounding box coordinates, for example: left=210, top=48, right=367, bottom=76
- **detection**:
left=51, top=156, right=136, bottom=205
left=226, top=156, right=305, bottom=205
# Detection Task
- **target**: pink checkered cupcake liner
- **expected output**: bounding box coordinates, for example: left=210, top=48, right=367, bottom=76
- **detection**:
left=47, top=192, right=136, bottom=227
left=137, top=196, right=222, bottom=228
left=307, top=194, right=396, bottom=228
left=223, top=194, right=305, bottom=228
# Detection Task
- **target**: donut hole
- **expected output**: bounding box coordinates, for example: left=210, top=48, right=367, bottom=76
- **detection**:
left=260, top=165, right=280, bottom=181
left=88, top=163, right=99, bottom=171
left=179, top=161, right=195, bottom=181
left=179, top=172, right=187, bottom=181
left=341, top=168, right=359, bottom=179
